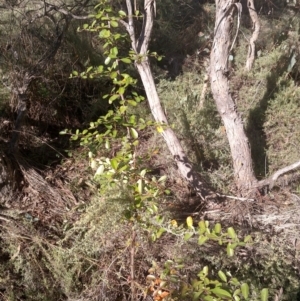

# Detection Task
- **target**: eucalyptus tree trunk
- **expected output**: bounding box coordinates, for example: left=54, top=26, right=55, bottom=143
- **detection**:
left=210, top=0, right=257, bottom=192
left=122, top=0, right=212, bottom=199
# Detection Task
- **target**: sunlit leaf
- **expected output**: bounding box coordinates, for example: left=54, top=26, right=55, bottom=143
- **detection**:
left=118, top=86, right=125, bottom=95
left=156, top=126, right=164, bottom=133
left=105, top=139, right=110, bottom=149
left=226, top=243, right=234, bottom=257
left=184, top=232, right=193, bottom=241
left=127, top=99, right=137, bottom=106
left=109, top=94, right=119, bottom=103
left=211, top=287, right=232, bottom=299
left=186, top=216, right=193, bottom=228
left=261, top=288, right=269, bottom=301
left=158, top=175, right=167, bottom=182
left=90, top=159, right=97, bottom=169
left=214, top=223, right=221, bottom=234
left=140, top=169, right=147, bottom=177
left=198, top=235, right=208, bottom=245
left=99, top=29, right=110, bottom=38
left=110, top=20, right=118, bottom=27
left=198, top=220, right=206, bottom=234
left=110, top=71, right=118, bottom=79
left=95, top=165, right=104, bottom=175
left=104, top=56, right=111, bottom=65
left=227, top=227, right=236, bottom=239
left=218, top=270, right=227, bottom=282
left=110, top=158, right=119, bottom=170
left=111, top=46, right=118, bottom=56
left=240, top=283, right=249, bottom=299
left=119, top=10, right=127, bottom=16
left=130, top=128, right=138, bottom=139
left=137, top=179, right=143, bottom=194
left=121, top=58, right=131, bottom=64
left=86, top=66, right=93, bottom=73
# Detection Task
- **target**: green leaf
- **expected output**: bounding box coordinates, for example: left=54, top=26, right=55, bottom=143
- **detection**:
left=218, top=270, right=227, bottom=282
left=104, top=56, right=111, bottom=65
left=202, top=266, right=208, bottom=275
left=59, top=129, right=67, bottom=135
left=119, top=10, right=127, bottom=16
left=86, top=66, right=93, bottom=73
left=110, top=158, right=119, bottom=170
left=184, top=232, right=193, bottom=241
left=99, top=29, right=110, bottom=38
left=227, top=227, right=236, bottom=239
left=186, top=216, right=193, bottom=228
left=158, top=175, right=167, bottom=182
left=121, top=58, right=131, bottom=64
left=110, top=20, right=118, bottom=27
left=211, top=287, right=232, bottom=299
left=214, top=223, right=221, bottom=234
left=241, top=283, right=249, bottom=300
left=109, top=94, right=119, bottom=103
left=130, top=128, right=138, bottom=139
left=156, top=228, right=165, bottom=239
left=226, top=243, right=234, bottom=257
left=95, top=165, right=105, bottom=175
left=261, top=288, right=269, bottom=301
left=83, top=23, right=89, bottom=29
left=110, top=71, right=118, bottom=79
left=198, top=220, right=206, bottom=234
left=127, top=99, right=137, bottom=106
left=140, top=169, right=147, bottom=177
left=118, top=86, right=125, bottom=95
left=111, top=46, right=118, bottom=56
left=198, top=235, right=208, bottom=245
left=137, top=179, right=143, bottom=194
left=72, top=70, right=78, bottom=76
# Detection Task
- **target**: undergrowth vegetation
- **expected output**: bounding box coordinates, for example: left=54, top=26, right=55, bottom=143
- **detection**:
left=0, top=0, right=300, bottom=301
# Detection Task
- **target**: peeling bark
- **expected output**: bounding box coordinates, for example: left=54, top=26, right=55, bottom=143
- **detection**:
left=210, top=0, right=257, bottom=192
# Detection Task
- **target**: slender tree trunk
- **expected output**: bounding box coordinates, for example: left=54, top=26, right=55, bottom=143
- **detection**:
left=120, top=0, right=212, bottom=198
left=136, top=59, right=211, bottom=198
left=245, top=0, right=260, bottom=70
left=210, top=0, right=257, bottom=192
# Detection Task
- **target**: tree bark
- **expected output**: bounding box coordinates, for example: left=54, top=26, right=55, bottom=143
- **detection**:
left=210, top=0, right=257, bottom=192
left=245, top=0, right=260, bottom=70
left=122, top=0, right=212, bottom=199
left=136, top=60, right=211, bottom=198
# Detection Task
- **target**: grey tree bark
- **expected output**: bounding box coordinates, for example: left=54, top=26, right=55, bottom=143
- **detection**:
left=210, top=0, right=257, bottom=192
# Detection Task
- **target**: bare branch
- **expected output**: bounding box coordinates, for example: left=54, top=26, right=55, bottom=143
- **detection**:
left=257, top=160, right=300, bottom=189
left=124, top=0, right=136, bottom=52
left=136, top=0, right=155, bottom=54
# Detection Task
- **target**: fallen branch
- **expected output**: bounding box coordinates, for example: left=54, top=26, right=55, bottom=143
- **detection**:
left=257, top=160, right=300, bottom=189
